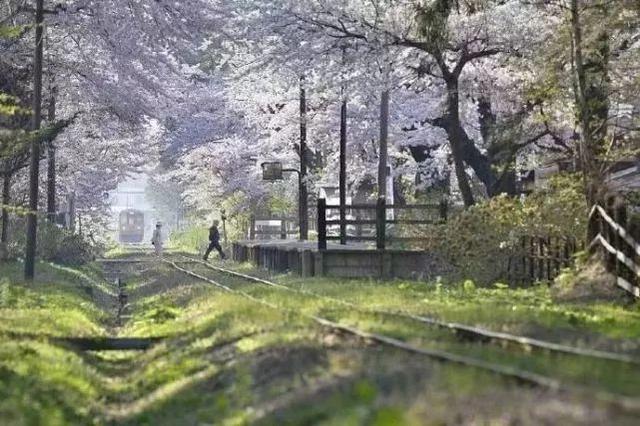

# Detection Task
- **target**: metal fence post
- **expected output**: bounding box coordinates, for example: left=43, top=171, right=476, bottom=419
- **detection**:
left=318, top=198, right=327, bottom=251
left=376, top=196, right=386, bottom=250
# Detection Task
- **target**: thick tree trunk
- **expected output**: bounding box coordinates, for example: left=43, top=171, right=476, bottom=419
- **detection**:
left=458, top=133, right=496, bottom=194
left=478, top=97, right=517, bottom=196
left=444, top=79, right=476, bottom=207
left=420, top=81, right=498, bottom=204
left=25, top=0, right=45, bottom=280
left=571, top=0, right=610, bottom=206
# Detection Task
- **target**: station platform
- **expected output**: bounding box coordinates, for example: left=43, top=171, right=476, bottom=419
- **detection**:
left=231, top=239, right=449, bottom=280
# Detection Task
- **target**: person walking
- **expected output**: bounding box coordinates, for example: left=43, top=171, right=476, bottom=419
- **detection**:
left=151, top=222, right=163, bottom=257
left=203, top=220, right=226, bottom=261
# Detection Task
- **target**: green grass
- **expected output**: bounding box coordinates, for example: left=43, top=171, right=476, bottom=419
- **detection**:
left=0, top=261, right=110, bottom=425
left=167, top=227, right=208, bottom=254
left=223, top=262, right=640, bottom=344
left=0, top=262, right=109, bottom=337
left=2, top=256, right=640, bottom=425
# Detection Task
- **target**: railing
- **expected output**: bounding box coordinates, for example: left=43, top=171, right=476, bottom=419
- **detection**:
left=507, top=235, right=579, bottom=284
left=317, top=197, right=448, bottom=250
left=249, top=216, right=299, bottom=240
left=588, top=198, right=640, bottom=298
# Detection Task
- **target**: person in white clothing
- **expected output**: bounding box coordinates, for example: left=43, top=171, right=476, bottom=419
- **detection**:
left=151, top=222, right=163, bottom=256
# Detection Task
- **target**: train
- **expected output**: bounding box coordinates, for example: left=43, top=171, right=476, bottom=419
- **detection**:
left=119, top=209, right=145, bottom=243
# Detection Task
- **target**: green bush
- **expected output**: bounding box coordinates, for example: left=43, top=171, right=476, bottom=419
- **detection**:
left=40, top=223, right=100, bottom=266
left=3, top=220, right=100, bottom=266
left=414, top=174, right=587, bottom=285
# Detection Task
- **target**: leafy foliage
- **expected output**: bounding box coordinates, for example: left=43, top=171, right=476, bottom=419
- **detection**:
left=414, top=174, right=587, bottom=284
left=0, top=93, right=28, bottom=116
left=4, top=220, right=101, bottom=265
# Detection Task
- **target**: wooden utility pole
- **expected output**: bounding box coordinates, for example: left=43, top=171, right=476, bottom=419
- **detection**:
left=378, top=90, right=389, bottom=200
left=67, top=191, right=76, bottom=231
left=299, top=76, right=309, bottom=240
left=1, top=174, right=10, bottom=247
left=47, top=88, right=56, bottom=223
left=339, top=88, right=347, bottom=245
left=25, top=0, right=45, bottom=280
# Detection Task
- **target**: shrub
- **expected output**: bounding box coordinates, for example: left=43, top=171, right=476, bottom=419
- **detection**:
left=3, top=219, right=100, bottom=266
left=41, top=223, right=102, bottom=266
left=413, top=174, right=587, bottom=285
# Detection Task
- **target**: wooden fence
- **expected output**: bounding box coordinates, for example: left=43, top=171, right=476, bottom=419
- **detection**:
left=587, top=198, right=640, bottom=298
left=249, top=216, right=298, bottom=240
left=317, top=197, right=448, bottom=250
left=506, top=235, right=579, bottom=284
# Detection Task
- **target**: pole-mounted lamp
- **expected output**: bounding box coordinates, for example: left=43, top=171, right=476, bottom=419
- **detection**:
left=261, top=161, right=307, bottom=240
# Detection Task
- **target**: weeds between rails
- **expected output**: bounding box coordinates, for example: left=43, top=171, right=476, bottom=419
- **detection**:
left=165, top=257, right=640, bottom=414
left=175, top=255, right=640, bottom=366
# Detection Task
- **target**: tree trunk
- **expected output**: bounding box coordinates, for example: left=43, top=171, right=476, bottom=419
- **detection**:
left=422, top=75, right=497, bottom=203
left=478, top=97, right=517, bottom=196
left=444, top=78, right=475, bottom=207
left=571, top=0, right=610, bottom=206
left=458, top=132, right=496, bottom=195
left=47, top=92, right=56, bottom=222
left=25, top=0, right=45, bottom=280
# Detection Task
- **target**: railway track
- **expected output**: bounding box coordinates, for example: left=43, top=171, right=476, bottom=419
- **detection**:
left=164, top=256, right=640, bottom=413
left=176, top=254, right=640, bottom=366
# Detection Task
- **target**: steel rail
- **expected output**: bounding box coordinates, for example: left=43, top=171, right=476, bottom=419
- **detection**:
left=166, top=258, right=640, bottom=413
left=177, top=255, right=640, bottom=366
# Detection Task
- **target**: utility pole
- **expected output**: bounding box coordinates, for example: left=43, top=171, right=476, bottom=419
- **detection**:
left=67, top=191, right=76, bottom=231
left=25, top=0, right=45, bottom=280
left=339, top=45, right=349, bottom=246
left=299, top=76, right=309, bottom=240
left=47, top=87, right=57, bottom=223
left=339, top=86, right=347, bottom=245
left=378, top=90, right=389, bottom=200
left=1, top=175, right=10, bottom=248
